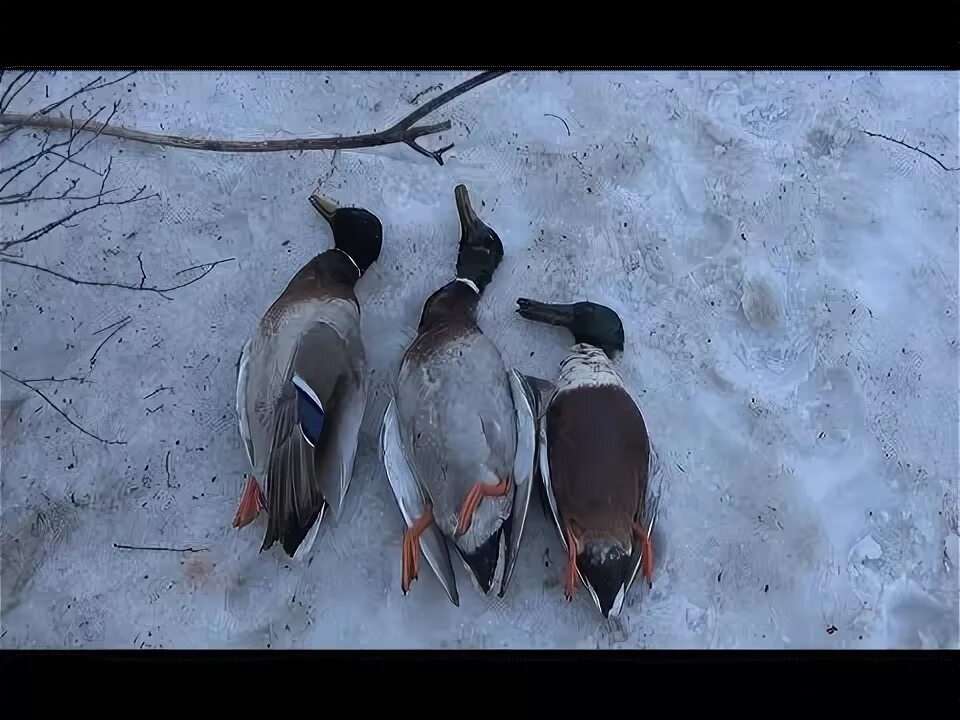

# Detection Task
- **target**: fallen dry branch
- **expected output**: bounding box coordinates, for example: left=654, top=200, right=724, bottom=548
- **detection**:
left=0, top=71, right=508, bottom=166
left=0, top=254, right=236, bottom=299
left=0, top=368, right=126, bottom=445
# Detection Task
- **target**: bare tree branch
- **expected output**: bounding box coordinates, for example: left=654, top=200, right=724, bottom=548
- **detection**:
left=0, top=71, right=37, bottom=114
left=0, top=102, right=160, bottom=252
left=0, top=72, right=136, bottom=144
left=0, top=368, right=126, bottom=445
left=0, top=71, right=508, bottom=166
left=0, top=185, right=154, bottom=252
left=1, top=102, right=122, bottom=202
left=0, top=255, right=235, bottom=299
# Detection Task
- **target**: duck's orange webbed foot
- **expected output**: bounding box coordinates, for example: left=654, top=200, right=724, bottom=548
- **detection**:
left=401, top=503, right=433, bottom=595
left=232, top=475, right=264, bottom=529
left=633, top=522, right=654, bottom=588
left=456, top=477, right=510, bottom=536
left=563, top=523, right=578, bottom=601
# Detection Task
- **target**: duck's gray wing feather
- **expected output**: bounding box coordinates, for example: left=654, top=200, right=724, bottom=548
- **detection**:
left=261, top=322, right=363, bottom=558
left=302, top=321, right=366, bottom=520
left=380, top=396, right=460, bottom=607
left=499, top=369, right=538, bottom=596
left=533, top=380, right=566, bottom=550
left=313, top=366, right=366, bottom=521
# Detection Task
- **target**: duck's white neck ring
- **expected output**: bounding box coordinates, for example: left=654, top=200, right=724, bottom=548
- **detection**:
left=455, top=277, right=479, bottom=294
left=335, top=248, right=361, bottom=278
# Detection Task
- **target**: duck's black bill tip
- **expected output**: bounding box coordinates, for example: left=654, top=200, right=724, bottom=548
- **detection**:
left=515, top=298, right=575, bottom=325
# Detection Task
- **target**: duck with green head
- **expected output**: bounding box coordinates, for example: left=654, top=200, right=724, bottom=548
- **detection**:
left=232, top=192, right=383, bottom=559
left=515, top=298, right=661, bottom=618
left=380, top=184, right=538, bottom=605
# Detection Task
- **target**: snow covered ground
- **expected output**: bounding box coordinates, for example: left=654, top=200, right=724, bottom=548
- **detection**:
left=1, top=70, right=957, bottom=649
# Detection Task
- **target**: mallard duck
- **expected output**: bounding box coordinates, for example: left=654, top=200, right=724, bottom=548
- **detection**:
left=380, top=184, right=537, bottom=605
left=515, top=298, right=661, bottom=618
left=232, top=192, right=382, bottom=559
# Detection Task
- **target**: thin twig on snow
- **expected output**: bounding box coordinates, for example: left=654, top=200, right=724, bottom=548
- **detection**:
left=113, top=542, right=207, bottom=553
left=0, top=159, right=156, bottom=252
left=0, top=368, right=126, bottom=445
left=862, top=129, right=959, bottom=172
left=21, top=375, right=91, bottom=384
left=0, top=255, right=236, bottom=299
left=544, top=113, right=571, bottom=136
left=89, top=316, right=130, bottom=366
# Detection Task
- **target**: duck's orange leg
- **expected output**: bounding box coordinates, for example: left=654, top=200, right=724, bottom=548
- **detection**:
left=401, top=504, right=433, bottom=595
left=232, top=475, right=264, bottom=528
left=563, top=523, right=579, bottom=601
left=456, top=477, right=510, bottom=536
left=633, top=523, right=654, bottom=588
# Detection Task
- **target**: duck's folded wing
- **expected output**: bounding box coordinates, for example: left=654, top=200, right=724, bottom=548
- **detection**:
left=532, top=380, right=566, bottom=551
left=261, top=382, right=328, bottom=558
left=311, top=356, right=366, bottom=522
left=261, top=322, right=364, bottom=558
left=380, top=396, right=460, bottom=607
left=499, top=369, right=538, bottom=597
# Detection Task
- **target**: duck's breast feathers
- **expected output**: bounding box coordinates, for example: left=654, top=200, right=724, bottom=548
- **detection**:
left=555, top=343, right=625, bottom=393
left=545, top=383, right=650, bottom=534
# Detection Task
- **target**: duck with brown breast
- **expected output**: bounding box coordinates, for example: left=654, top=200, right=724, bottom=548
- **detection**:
left=515, top=298, right=662, bottom=618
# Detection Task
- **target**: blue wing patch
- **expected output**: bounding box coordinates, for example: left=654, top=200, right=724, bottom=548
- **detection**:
left=292, top=375, right=325, bottom=447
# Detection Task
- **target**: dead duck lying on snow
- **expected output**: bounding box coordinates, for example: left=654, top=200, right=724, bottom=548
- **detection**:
left=232, top=193, right=383, bottom=558
left=380, top=184, right=538, bottom=605
left=515, top=298, right=662, bottom=618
